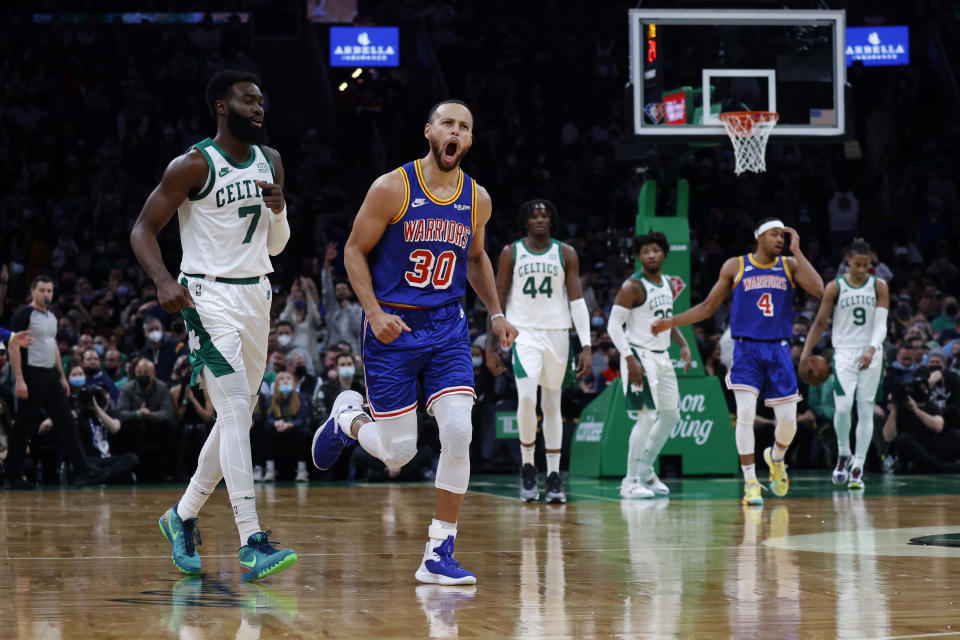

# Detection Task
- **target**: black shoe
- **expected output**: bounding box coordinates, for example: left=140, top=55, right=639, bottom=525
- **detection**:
left=544, top=472, right=567, bottom=504
left=520, top=463, right=539, bottom=502
left=73, top=467, right=108, bottom=486
left=4, top=476, right=36, bottom=490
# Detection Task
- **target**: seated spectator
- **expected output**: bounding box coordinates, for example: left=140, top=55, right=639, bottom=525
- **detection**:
left=322, top=352, right=365, bottom=414
left=81, top=347, right=119, bottom=403
left=263, top=371, right=311, bottom=482
left=64, top=364, right=138, bottom=483
left=289, top=352, right=323, bottom=424
left=927, top=349, right=960, bottom=429
left=116, top=359, right=177, bottom=482
left=103, top=348, right=128, bottom=388
left=880, top=367, right=960, bottom=473
left=169, top=355, right=215, bottom=479
left=138, top=317, right=184, bottom=384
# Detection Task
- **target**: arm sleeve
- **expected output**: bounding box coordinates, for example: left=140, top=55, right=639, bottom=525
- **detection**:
left=870, top=307, right=889, bottom=351
left=266, top=210, right=290, bottom=256
left=569, top=297, right=591, bottom=349
left=607, top=305, right=631, bottom=356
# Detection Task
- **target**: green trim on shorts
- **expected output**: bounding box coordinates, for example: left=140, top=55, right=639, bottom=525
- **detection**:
left=625, top=347, right=656, bottom=411
left=832, top=352, right=846, bottom=397
left=183, top=273, right=263, bottom=285
left=179, top=278, right=235, bottom=384
left=511, top=343, right=529, bottom=379
left=561, top=335, right=576, bottom=390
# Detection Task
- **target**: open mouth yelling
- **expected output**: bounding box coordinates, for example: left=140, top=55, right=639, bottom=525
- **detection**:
left=251, top=117, right=264, bottom=128
left=442, top=140, right=458, bottom=164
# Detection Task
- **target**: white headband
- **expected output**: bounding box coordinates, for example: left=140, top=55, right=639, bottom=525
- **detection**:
left=754, top=220, right=784, bottom=238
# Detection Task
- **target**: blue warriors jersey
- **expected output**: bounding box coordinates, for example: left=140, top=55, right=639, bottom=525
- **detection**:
left=369, top=159, right=476, bottom=308
left=729, top=254, right=795, bottom=340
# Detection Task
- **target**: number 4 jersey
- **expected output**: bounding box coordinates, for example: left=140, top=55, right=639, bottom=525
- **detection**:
left=730, top=254, right=795, bottom=340
left=178, top=138, right=277, bottom=278
left=370, top=159, right=476, bottom=308
left=506, top=239, right=570, bottom=330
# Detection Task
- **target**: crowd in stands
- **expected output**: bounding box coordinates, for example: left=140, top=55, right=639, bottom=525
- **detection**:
left=1, top=2, right=959, bottom=486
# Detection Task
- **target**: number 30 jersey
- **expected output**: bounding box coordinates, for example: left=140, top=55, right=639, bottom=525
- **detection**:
left=506, top=239, right=570, bottom=330
left=730, top=254, right=795, bottom=341
left=369, top=159, right=476, bottom=308
left=178, top=138, right=277, bottom=278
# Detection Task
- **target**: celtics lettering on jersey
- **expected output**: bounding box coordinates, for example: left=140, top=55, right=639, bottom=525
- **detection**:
left=832, top=274, right=878, bottom=348
left=506, top=239, right=570, bottom=330
left=626, top=273, right=674, bottom=351
left=178, top=138, right=276, bottom=278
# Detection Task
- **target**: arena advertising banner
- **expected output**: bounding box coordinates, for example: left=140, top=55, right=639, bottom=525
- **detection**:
left=329, top=26, right=399, bottom=67
left=845, top=26, right=909, bottom=67
left=570, top=376, right=736, bottom=476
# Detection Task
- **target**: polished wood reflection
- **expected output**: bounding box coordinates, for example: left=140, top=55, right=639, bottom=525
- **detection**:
left=1, top=481, right=959, bottom=639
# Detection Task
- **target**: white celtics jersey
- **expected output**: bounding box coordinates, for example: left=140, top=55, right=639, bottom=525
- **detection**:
left=832, top=274, right=879, bottom=348
left=178, top=138, right=277, bottom=278
left=625, top=272, right=674, bottom=351
left=505, top=239, right=570, bottom=330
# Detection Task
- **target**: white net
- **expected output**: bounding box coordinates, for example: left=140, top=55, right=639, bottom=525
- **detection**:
left=719, top=111, right=779, bottom=175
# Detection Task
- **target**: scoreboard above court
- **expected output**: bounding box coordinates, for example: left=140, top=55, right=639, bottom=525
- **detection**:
left=628, top=9, right=847, bottom=139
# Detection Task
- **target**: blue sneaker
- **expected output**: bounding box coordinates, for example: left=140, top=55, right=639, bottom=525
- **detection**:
left=415, top=536, right=477, bottom=585
left=238, top=531, right=298, bottom=582
left=158, top=503, right=202, bottom=575
left=311, top=390, right=367, bottom=470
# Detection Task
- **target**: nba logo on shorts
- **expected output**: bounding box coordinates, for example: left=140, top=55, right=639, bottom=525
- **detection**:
left=234, top=505, right=240, bottom=516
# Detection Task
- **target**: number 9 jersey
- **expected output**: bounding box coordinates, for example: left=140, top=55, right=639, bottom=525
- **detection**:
left=369, top=159, right=476, bottom=308
left=729, top=254, right=795, bottom=340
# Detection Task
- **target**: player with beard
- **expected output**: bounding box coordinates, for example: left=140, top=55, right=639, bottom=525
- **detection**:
left=131, top=70, right=297, bottom=581
left=311, top=99, right=518, bottom=584
left=652, top=219, right=823, bottom=505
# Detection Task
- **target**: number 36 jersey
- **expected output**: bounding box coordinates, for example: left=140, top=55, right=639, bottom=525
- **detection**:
left=506, top=239, right=570, bottom=330
left=370, top=159, right=476, bottom=308
left=178, top=138, right=277, bottom=278
left=730, top=254, right=795, bottom=341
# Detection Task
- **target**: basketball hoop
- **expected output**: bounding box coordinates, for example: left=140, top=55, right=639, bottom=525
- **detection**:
left=719, top=111, right=779, bottom=175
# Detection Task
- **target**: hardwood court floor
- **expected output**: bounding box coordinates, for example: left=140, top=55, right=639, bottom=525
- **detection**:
left=2, top=473, right=960, bottom=639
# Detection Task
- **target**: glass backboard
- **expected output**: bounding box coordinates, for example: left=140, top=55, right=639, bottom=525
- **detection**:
left=629, top=9, right=846, bottom=138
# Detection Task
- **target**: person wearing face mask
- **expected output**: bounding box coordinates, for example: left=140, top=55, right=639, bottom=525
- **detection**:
left=322, top=353, right=366, bottom=415
left=81, top=347, right=119, bottom=404
left=116, top=358, right=177, bottom=482
left=263, top=370, right=312, bottom=482
left=280, top=277, right=321, bottom=372
left=288, top=352, right=321, bottom=421
left=138, top=317, right=186, bottom=385
left=926, top=350, right=960, bottom=429
left=103, top=348, right=129, bottom=388
left=6, top=275, right=108, bottom=488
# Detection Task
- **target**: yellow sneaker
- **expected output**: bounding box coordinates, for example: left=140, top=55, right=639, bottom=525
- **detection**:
left=742, top=478, right=764, bottom=506
left=764, top=447, right=789, bottom=497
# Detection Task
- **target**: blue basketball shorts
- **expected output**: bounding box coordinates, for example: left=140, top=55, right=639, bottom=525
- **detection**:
left=361, top=302, right=475, bottom=419
left=725, top=338, right=801, bottom=406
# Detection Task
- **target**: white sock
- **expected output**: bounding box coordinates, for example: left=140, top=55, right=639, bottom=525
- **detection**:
left=428, top=518, right=457, bottom=552
left=742, top=463, right=757, bottom=483
left=520, top=443, right=535, bottom=466
left=545, top=452, right=561, bottom=475
left=231, top=489, right=261, bottom=544
left=626, top=410, right=656, bottom=479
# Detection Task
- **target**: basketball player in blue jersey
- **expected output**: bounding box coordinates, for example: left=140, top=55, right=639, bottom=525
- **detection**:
left=311, top=100, right=518, bottom=585
left=652, top=219, right=823, bottom=505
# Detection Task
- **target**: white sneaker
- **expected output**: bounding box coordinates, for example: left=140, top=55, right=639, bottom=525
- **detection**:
left=263, top=465, right=276, bottom=482
left=643, top=470, right=670, bottom=496
left=295, top=463, right=309, bottom=483
left=619, top=477, right=655, bottom=499
left=253, top=465, right=264, bottom=482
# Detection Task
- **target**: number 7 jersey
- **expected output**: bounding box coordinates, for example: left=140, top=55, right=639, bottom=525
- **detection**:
left=730, top=254, right=795, bottom=340
left=369, top=159, right=476, bottom=308
left=505, top=239, right=570, bottom=330
left=178, top=138, right=278, bottom=278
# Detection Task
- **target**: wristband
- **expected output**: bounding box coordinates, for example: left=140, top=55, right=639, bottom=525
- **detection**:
left=490, top=312, right=504, bottom=321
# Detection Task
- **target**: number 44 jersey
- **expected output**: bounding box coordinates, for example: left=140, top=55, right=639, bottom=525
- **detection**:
left=178, top=138, right=278, bottom=278
left=506, top=239, right=570, bottom=330
left=369, top=159, right=476, bottom=308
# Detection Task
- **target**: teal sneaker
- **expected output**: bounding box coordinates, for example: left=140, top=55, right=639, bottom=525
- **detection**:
left=238, top=531, right=298, bottom=582
left=158, top=503, right=202, bottom=574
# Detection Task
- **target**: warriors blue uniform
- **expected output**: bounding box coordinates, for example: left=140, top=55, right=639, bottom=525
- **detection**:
left=726, top=254, right=801, bottom=405
left=364, top=159, right=478, bottom=419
